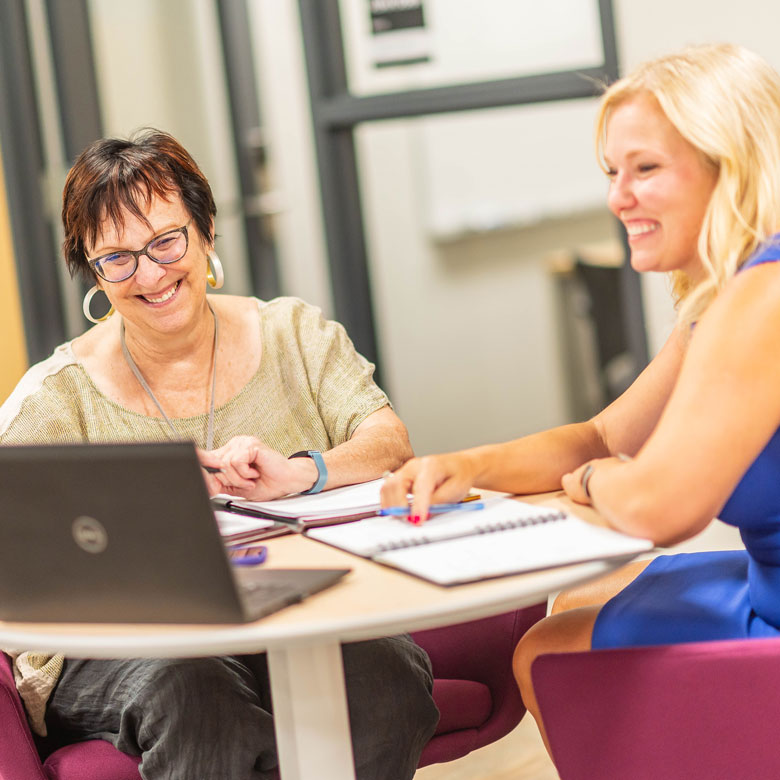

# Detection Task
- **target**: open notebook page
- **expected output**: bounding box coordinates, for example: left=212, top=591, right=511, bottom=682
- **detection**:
left=374, top=515, right=653, bottom=585
left=306, top=497, right=566, bottom=556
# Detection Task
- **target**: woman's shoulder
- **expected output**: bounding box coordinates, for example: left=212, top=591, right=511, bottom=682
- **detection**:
left=70, top=317, right=120, bottom=365
left=213, top=294, right=336, bottom=358
left=254, top=295, right=325, bottom=319
left=3, top=342, right=79, bottom=401
left=740, top=234, right=780, bottom=271
left=703, top=243, right=780, bottom=341
left=208, top=292, right=320, bottom=331
left=252, top=295, right=333, bottom=339
left=0, top=342, right=83, bottom=438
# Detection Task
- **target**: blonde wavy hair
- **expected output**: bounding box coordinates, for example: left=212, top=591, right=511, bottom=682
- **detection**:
left=595, top=43, right=780, bottom=326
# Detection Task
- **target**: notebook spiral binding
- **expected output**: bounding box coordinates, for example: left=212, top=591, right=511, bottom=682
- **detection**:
left=476, top=509, right=566, bottom=534
left=376, top=508, right=566, bottom=552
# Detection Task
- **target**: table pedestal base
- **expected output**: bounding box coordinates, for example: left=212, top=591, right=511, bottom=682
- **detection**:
left=268, top=641, right=356, bottom=780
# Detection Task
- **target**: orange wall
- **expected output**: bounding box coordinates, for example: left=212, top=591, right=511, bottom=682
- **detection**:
left=0, top=151, right=29, bottom=403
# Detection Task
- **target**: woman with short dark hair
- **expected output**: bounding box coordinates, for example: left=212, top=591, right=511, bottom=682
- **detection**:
left=1, top=128, right=438, bottom=780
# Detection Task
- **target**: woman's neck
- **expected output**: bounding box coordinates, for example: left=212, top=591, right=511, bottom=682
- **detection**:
left=121, top=301, right=215, bottom=376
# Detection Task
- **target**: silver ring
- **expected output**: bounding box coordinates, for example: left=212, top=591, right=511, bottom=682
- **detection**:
left=580, top=463, right=595, bottom=499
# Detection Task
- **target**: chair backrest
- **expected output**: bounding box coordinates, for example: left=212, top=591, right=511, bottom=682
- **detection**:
left=532, top=637, right=780, bottom=780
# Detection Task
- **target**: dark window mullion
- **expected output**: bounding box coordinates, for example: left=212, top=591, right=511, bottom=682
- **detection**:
left=297, top=0, right=648, bottom=386
left=0, top=0, right=65, bottom=364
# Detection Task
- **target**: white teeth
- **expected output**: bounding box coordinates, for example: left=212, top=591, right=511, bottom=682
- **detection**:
left=144, top=281, right=179, bottom=304
left=626, top=223, right=658, bottom=236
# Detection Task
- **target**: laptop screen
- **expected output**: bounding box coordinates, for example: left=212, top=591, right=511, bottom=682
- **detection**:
left=0, top=441, right=265, bottom=623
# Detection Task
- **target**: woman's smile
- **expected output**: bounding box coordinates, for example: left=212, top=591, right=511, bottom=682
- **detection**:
left=139, top=279, right=182, bottom=305
left=604, top=94, right=718, bottom=277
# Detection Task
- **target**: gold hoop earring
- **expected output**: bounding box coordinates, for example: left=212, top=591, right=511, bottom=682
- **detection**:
left=207, top=252, right=224, bottom=289
left=82, top=285, right=115, bottom=324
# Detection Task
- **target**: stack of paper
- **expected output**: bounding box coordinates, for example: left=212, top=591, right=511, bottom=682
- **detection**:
left=213, top=510, right=292, bottom=544
left=212, top=478, right=386, bottom=531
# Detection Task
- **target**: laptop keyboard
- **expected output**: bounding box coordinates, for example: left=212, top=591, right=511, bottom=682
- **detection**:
left=229, top=567, right=349, bottom=621
left=239, top=579, right=294, bottom=597
left=232, top=568, right=301, bottom=620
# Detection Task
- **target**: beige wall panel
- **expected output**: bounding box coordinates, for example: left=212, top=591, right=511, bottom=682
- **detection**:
left=0, top=152, right=29, bottom=403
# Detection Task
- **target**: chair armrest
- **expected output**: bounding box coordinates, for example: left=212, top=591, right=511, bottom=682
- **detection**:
left=0, top=653, right=47, bottom=780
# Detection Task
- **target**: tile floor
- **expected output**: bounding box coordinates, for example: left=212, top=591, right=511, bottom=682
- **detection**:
left=414, top=715, right=557, bottom=780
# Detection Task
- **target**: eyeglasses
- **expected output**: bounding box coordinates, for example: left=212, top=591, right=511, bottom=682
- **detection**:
left=87, top=223, right=190, bottom=283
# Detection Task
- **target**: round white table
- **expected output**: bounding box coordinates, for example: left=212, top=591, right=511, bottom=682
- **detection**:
left=0, top=494, right=626, bottom=780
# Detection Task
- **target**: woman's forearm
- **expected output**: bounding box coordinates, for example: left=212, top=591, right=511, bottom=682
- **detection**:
left=466, top=421, right=611, bottom=495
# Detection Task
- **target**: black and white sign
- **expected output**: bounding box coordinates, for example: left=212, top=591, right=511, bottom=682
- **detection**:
left=368, top=0, right=430, bottom=68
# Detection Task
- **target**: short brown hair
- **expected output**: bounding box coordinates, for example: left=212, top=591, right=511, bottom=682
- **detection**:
left=62, top=128, right=216, bottom=280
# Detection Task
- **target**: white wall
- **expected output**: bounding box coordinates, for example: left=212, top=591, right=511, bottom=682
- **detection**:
left=356, top=118, right=615, bottom=452
left=87, top=0, right=251, bottom=296
left=247, top=0, right=334, bottom=314
left=249, top=0, right=780, bottom=454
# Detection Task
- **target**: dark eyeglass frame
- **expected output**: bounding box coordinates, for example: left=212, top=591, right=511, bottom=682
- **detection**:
left=87, top=222, right=190, bottom=283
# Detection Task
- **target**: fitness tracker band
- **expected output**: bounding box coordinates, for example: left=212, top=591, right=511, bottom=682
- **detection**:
left=288, top=450, right=328, bottom=494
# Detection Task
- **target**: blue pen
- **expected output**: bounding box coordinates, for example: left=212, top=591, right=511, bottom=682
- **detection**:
left=228, top=544, right=268, bottom=566
left=378, top=502, right=485, bottom=517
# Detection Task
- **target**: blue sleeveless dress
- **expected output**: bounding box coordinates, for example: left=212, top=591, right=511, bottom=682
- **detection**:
left=592, top=238, right=780, bottom=649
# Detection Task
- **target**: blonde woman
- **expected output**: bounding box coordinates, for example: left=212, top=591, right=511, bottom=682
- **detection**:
left=381, top=43, right=780, bottom=754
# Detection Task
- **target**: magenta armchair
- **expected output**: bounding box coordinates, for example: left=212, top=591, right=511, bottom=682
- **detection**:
left=0, top=650, right=141, bottom=779
left=413, top=602, right=547, bottom=767
left=532, top=637, right=780, bottom=780
left=0, top=604, right=545, bottom=777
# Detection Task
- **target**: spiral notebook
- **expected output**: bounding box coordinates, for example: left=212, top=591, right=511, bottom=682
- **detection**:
left=306, top=497, right=653, bottom=585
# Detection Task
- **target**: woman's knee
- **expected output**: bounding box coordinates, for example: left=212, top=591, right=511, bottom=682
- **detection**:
left=125, top=657, right=270, bottom=740
left=512, top=608, right=601, bottom=693
left=512, top=620, right=545, bottom=696
left=551, top=559, right=653, bottom=614
left=125, top=658, right=275, bottom=762
left=343, top=636, right=438, bottom=734
left=135, top=657, right=254, bottom=703
left=343, top=636, right=439, bottom=778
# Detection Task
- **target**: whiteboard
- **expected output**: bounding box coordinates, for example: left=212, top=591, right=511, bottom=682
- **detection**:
left=415, top=98, right=608, bottom=240
left=341, top=1, right=611, bottom=236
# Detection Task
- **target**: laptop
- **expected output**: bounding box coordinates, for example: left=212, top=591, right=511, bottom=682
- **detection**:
left=0, top=441, right=350, bottom=624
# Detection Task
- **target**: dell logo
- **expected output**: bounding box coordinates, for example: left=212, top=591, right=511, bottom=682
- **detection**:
left=72, top=516, right=109, bottom=554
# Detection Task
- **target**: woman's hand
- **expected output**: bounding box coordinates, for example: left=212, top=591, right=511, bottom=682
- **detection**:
left=197, top=436, right=319, bottom=501
left=561, top=460, right=597, bottom=505
left=561, top=456, right=628, bottom=506
left=380, top=452, right=480, bottom=523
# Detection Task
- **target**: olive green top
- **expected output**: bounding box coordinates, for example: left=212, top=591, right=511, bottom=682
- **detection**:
left=1, top=296, right=388, bottom=452
left=0, top=296, right=389, bottom=735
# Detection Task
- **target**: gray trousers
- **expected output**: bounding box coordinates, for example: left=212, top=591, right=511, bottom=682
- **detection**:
left=44, top=635, right=439, bottom=780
